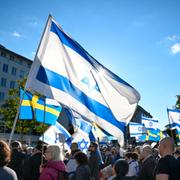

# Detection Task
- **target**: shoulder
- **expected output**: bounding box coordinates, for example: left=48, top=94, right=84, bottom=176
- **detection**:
left=0, top=166, right=17, bottom=179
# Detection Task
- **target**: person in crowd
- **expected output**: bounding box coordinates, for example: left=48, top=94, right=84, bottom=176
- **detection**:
left=124, top=152, right=139, bottom=177
left=74, top=151, right=91, bottom=180
left=0, top=140, right=17, bottom=180
left=88, top=142, right=100, bottom=180
left=137, top=144, right=157, bottom=180
left=154, top=137, right=180, bottom=180
left=22, top=142, right=46, bottom=180
left=112, top=159, right=135, bottom=180
left=174, top=149, right=180, bottom=162
left=39, top=144, right=66, bottom=180
left=8, top=141, right=26, bottom=180
left=66, top=142, right=80, bottom=179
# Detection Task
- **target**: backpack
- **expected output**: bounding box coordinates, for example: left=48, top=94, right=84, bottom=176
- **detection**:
left=58, top=171, right=69, bottom=180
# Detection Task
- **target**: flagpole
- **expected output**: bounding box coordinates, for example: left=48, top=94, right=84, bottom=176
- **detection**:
left=8, top=88, right=26, bottom=145
left=41, top=96, right=46, bottom=165
left=167, top=107, right=174, bottom=138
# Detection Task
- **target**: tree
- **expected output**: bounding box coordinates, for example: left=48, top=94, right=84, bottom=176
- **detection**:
left=175, top=95, right=180, bottom=109
left=0, top=78, right=48, bottom=135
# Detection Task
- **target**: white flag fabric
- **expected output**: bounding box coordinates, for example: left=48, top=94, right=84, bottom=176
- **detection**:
left=141, top=116, right=159, bottom=130
left=25, top=16, right=140, bottom=146
left=167, top=108, right=180, bottom=128
left=72, top=128, right=91, bottom=153
left=39, top=121, right=71, bottom=145
left=129, top=122, right=146, bottom=138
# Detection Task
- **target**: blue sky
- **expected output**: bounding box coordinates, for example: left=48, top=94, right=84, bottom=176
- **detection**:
left=0, top=0, right=180, bottom=129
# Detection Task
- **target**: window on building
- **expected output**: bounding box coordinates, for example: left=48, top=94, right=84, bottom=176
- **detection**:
left=0, top=92, right=5, bottom=101
left=10, top=81, right=16, bottom=89
left=19, top=70, right=25, bottom=78
left=1, top=78, right=7, bottom=87
left=2, top=64, right=8, bottom=73
left=11, top=67, right=17, bottom=76
left=10, top=55, right=15, bottom=60
left=1, top=51, right=6, bottom=57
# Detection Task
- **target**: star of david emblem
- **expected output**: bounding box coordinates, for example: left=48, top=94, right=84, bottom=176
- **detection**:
left=78, top=139, right=89, bottom=151
left=149, top=121, right=153, bottom=127
left=81, top=77, right=100, bottom=92
left=138, top=127, right=142, bottom=132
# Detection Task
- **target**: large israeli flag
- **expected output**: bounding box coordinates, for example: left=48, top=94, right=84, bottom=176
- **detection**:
left=141, top=116, right=159, bottom=130
left=25, top=16, right=140, bottom=146
left=167, top=108, right=180, bottom=128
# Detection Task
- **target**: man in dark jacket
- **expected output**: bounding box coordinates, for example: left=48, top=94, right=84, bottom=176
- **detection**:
left=8, top=141, right=26, bottom=180
left=22, top=143, right=46, bottom=180
left=88, top=142, right=100, bottom=180
left=138, top=145, right=157, bottom=180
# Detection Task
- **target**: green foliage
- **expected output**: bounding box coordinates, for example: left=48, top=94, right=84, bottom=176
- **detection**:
left=176, top=95, right=180, bottom=109
left=0, top=78, right=48, bottom=135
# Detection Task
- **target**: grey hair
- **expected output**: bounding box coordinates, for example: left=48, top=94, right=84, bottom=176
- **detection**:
left=47, top=144, right=64, bottom=161
left=143, top=145, right=153, bottom=155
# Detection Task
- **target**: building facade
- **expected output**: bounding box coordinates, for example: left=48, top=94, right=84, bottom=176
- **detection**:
left=0, top=45, right=32, bottom=105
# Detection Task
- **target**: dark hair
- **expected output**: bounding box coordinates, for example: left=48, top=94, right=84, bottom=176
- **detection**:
left=0, top=140, right=11, bottom=167
left=131, top=152, right=138, bottom=161
left=124, top=152, right=132, bottom=159
left=90, top=142, right=98, bottom=149
left=114, top=159, right=129, bottom=177
left=11, top=141, right=21, bottom=149
left=74, top=151, right=88, bottom=165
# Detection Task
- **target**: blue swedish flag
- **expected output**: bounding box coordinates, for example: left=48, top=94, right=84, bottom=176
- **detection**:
left=19, top=89, right=62, bottom=125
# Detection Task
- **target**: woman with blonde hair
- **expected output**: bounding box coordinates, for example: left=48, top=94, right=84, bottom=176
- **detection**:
left=39, top=144, right=66, bottom=180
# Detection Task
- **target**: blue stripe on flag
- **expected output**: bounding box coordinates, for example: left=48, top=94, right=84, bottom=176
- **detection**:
left=36, top=65, right=126, bottom=132
left=50, top=21, right=133, bottom=88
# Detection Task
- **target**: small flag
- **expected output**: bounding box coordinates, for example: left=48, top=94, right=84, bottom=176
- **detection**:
left=167, top=108, right=180, bottom=128
left=141, top=116, right=159, bottom=130
left=129, top=122, right=146, bottom=139
left=39, top=121, right=71, bottom=144
left=20, top=89, right=61, bottom=125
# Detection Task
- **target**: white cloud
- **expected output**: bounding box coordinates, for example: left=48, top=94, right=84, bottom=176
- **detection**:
left=170, top=43, right=180, bottom=54
left=12, top=31, right=21, bottom=37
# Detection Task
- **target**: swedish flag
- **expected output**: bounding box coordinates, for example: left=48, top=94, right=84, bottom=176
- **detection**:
left=19, top=89, right=62, bottom=125
left=139, top=129, right=164, bottom=142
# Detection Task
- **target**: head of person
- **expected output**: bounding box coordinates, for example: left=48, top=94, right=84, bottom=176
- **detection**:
left=70, top=142, right=79, bottom=155
left=11, top=141, right=22, bottom=151
left=45, top=144, right=64, bottom=161
left=0, top=140, right=11, bottom=167
left=124, top=152, right=132, bottom=162
left=89, top=142, right=98, bottom=152
left=140, top=145, right=153, bottom=160
left=74, top=151, right=88, bottom=166
left=159, top=137, right=175, bottom=156
left=113, top=159, right=129, bottom=177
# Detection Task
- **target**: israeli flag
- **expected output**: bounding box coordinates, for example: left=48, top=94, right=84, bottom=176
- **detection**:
left=25, top=16, right=140, bottom=146
left=71, top=118, right=92, bottom=153
left=39, top=121, right=71, bottom=145
left=129, top=122, right=146, bottom=138
left=141, top=116, right=159, bottom=130
left=167, top=108, right=180, bottom=128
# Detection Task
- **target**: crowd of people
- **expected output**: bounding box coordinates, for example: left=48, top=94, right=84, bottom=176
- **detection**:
left=0, top=137, right=180, bottom=180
